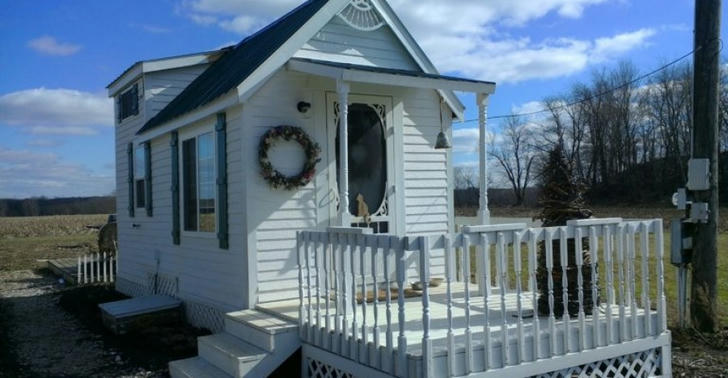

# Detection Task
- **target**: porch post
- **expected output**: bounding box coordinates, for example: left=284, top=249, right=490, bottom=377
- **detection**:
left=337, top=80, right=351, bottom=226
left=477, top=93, right=491, bottom=224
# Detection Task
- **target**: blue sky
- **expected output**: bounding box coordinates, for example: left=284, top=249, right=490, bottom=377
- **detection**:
left=0, top=0, right=722, bottom=198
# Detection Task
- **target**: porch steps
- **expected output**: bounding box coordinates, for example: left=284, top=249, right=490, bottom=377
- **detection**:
left=169, top=309, right=300, bottom=378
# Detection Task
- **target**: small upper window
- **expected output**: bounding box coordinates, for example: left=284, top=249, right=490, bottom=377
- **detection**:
left=119, top=84, right=139, bottom=121
left=134, top=145, right=146, bottom=209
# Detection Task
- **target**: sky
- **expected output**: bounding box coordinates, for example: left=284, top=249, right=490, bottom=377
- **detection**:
left=0, top=0, right=723, bottom=198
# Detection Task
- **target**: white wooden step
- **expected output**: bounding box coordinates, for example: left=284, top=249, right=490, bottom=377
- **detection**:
left=198, top=333, right=268, bottom=377
left=169, top=356, right=230, bottom=378
left=224, top=309, right=298, bottom=352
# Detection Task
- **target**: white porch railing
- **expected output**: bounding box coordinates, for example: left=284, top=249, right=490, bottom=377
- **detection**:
left=297, top=218, right=668, bottom=378
left=77, top=252, right=117, bottom=285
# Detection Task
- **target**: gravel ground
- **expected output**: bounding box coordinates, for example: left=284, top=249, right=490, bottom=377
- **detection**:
left=0, top=270, right=156, bottom=378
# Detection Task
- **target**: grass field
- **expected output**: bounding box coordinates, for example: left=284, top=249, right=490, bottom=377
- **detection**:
left=0, top=214, right=106, bottom=271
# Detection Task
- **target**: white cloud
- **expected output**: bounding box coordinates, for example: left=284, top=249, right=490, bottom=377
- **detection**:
left=0, top=88, right=113, bottom=135
left=131, top=23, right=172, bottom=33
left=27, top=36, right=82, bottom=56
left=590, top=28, right=656, bottom=63
left=452, top=128, right=496, bottom=153
left=27, top=139, right=64, bottom=148
left=0, top=147, right=114, bottom=198
left=183, top=0, right=654, bottom=84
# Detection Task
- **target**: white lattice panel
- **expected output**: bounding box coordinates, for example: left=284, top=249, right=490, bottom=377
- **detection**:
left=184, top=301, right=224, bottom=332
left=115, top=277, right=149, bottom=297
left=146, top=272, right=179, bottom=297
left=535, top=348, right=663, bottom=378
left=306, top=358, right=354, bottom=378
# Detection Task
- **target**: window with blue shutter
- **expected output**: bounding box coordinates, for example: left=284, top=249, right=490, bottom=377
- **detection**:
left=170, top=132, right=180, bottom=244
left=215, top=113, right=228, bottom=249
left=127, top=143, right=134, bottom=217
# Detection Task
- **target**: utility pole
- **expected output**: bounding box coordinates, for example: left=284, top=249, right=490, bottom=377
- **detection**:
left=691, top=0, right=721, bottom=332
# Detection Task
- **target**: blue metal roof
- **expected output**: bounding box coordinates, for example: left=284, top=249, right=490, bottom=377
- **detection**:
left=137, top=0, right=329, bottom=135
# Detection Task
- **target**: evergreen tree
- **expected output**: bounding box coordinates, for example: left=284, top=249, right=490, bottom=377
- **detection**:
left=535, top=145, right=598, bottom=317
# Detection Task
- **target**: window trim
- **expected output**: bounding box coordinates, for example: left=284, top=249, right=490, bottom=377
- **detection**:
left=134, top=144, right=146, bottom=210
left=118, top=83, right=140, bottom=122
left=179, top=125, right=217, bottom=238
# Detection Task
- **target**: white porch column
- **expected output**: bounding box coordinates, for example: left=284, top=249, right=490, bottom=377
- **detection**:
left=337, top=80, right=351, bottom=226
left=477, top=93, right=490, bottom=224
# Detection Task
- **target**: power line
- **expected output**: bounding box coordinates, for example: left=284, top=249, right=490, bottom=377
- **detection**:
left=460, top=47, right=701, bottom=123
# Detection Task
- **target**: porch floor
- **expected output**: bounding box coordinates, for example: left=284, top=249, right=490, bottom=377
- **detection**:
left=258, top=282, right=658, bottom=360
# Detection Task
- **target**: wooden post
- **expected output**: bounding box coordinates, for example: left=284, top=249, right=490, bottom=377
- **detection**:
left=337, top=80, right=351, bottom=227
left=690, top=0, right=721, bottom=333
left=477, top=93, right=490, bottom=224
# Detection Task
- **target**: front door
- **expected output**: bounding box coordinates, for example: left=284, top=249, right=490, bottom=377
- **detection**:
left=325, top=93, right=395, bottom=234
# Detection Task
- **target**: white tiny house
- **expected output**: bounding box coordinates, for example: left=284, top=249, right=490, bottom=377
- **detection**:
left=109, top=1, right=671, bottom=377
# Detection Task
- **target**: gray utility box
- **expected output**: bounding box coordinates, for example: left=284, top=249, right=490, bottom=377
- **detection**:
left=670, top=219, right=691, bottom=266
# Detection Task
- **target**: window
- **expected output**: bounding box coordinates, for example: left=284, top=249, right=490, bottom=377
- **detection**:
left=182, top=132, right=216, bottom=233
left=119, top=84, right=139, bottom=121
left=134, top=145, right=146, bottom=209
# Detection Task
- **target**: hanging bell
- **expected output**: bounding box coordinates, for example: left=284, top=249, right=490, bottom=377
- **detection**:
left=435, top=130, right=451, bottom=149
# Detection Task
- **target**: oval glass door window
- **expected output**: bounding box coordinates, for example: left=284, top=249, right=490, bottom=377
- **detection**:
left=336, top=103, right=387, bottom=217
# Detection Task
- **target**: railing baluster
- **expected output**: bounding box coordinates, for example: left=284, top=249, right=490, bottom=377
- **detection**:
left=446, top=235, right=455, bottom=377
left=297, top=232, right=306, bottom=340
left=420, top=236, right=432, bottom=378
left=497, top=232, right=508, bottom=367
left=77, top=255, right=82, bottom=285
left=529, top=231, right=540, bottom=361
left=575, top=227, right=586, bottom=352
left=84, top=254, right=89, bottom=284
left=337, top=234, right=358, bottom=356
left=360, top=235, right=369, bottom=365
left=655, top=220, right=667, bottom=333
left=560, top=227, right=570, bottom=355
left=514, top=231, right=525, bottom=365
left=332, top=234, right=340, bottom=351
left=396, top=241, right=407, bottom=378
left=372, top=237, right=382, bottom=369
left=323, top=234, right=331, bottom=348
left=640, top=222, right=652, bottom=337
left=103, top=251, right=108, bottom=283
left=314, top=234, right=321, bottom=345
left=616, top=224, right=627, bottom=343
left=589, top=226, right=599, bottom=348
left=463, top=234, right=473, bottom=373
left=545, top=229, right=556, bottom=357
left=480, top=234, right=490, bottom=371
left=628, top=225, right=639, bottom=340
left=385, top=236, right=395, bottom=375
left=349, top=236, right=356, bottom=361
left=604, top=224, right=614, bottom=345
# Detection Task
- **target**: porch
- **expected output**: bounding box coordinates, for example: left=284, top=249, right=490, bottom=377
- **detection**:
left=271, top=218, right=671, bottom=377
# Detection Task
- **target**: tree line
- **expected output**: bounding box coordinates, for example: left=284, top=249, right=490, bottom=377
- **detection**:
left=0, top=196, right=116, bottom=217
left=482, top=59, right=728, bottom=206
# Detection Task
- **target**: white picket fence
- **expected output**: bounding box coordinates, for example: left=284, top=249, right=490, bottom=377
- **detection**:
left=77, top=252, right=117, bottom=285
left=297, top=218, right=670, bottom=378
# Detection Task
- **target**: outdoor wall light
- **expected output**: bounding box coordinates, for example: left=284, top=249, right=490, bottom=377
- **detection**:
left=434, top=99, right=451, bottom=149
left=297, top=101, right=311, bottom=113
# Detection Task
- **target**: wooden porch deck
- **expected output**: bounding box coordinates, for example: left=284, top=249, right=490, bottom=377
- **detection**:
left=260, top=282, right=659, bottom=364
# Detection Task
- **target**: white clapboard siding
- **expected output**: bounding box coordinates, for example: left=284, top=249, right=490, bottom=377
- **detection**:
left=143, top=65, right=209, bottom=119
left=114, top=70, right=247, bottom=324
left=293, top=17, right=419, bottom=71
left=249, top=67, right=451, bottom=302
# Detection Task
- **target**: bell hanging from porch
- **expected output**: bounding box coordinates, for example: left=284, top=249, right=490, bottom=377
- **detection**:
left=435, top=130, right=451, bottom=149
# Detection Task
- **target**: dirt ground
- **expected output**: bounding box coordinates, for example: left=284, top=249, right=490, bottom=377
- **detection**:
left=0, top=269, right=205, bottom=378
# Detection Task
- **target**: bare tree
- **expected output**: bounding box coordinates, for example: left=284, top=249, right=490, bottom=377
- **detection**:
left=490, top=115, right=536, bottom=206
left=454, top=166, right=477, bottom=189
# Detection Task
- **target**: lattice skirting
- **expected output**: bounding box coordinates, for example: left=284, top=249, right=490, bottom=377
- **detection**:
left=535, top=347, right=663, bottom=378
left=115, top=276, right=224, bottom=332
left=306, top=357, right=354, bottom=378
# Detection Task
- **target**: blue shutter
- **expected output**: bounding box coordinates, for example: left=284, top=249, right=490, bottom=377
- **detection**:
left=170, top=132, right=180, bottom=245
left=215, top=113, right=229, bottom=249
left=144, top=141, right=153, bottom=216
left=127, top=143, right=134, bottom=217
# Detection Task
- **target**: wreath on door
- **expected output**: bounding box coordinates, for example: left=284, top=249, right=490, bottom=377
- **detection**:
left=259, top=125, right=321, bottom=190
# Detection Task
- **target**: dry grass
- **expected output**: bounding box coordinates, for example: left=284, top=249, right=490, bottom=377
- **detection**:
left=0, top=214, right=107, bottom=271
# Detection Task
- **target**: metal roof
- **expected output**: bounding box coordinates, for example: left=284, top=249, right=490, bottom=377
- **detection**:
left=289, top=58, right=496, bottom=86
left=137, top=0, right=329, bottom=135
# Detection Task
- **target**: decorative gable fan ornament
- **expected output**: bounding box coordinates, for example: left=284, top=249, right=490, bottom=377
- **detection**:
left=338, top=0, right=385, bottom=31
